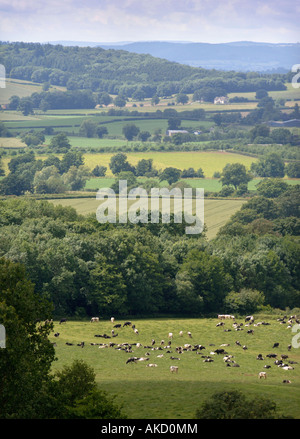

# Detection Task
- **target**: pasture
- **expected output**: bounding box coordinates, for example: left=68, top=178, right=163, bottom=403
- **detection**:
left=49, top=315, right=300, bottom=419
left=0, top=78, right=66, bottom=105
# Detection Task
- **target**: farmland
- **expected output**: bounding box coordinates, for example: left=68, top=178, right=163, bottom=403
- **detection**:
left=49, top=316, right=300, bottom=419
left=1, top=78, right=66, bottom=104
left=48, top=197, right=246, bottom=240
left=82, top=151, right=258, bottom=178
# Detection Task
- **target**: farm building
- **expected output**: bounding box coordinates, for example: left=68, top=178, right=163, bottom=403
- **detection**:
left=166, top=130, right=189, bottom=136
left=267, top=119, right=300, bottom=127
left=214, top=96, right=229, bottom=104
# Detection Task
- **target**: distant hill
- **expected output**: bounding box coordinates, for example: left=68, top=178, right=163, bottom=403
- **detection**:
left=51, top=40, right=300, bottom=73
left=0, top=41, right=288, bottom=103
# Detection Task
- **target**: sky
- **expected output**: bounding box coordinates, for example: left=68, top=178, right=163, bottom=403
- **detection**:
left=0, top=0, right=299, bottom=44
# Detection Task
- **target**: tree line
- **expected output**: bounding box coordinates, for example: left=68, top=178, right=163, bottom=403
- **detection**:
left=1, top=42, right=287, bottom=100
left=0, top=185, right=298, bottom=317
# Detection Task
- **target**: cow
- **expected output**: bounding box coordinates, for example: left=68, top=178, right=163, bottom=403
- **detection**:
left=168, top=332, right=173, bottom=340
left=245, top=315, right=254, bottom=323
left=59, top=318, right=67, bottom=324
left=126, top=357, right=139, bottom=364
left=146, top=363, right=158, bottom=367
left=258, top=372, right=267, bottom=379
left=218, top=314, right=234, bottom=320
left=111, top=317, right=115, bottom=323
left=91, top=317, right=99, bottom=323
left=170, top=366, right=179, bottom=373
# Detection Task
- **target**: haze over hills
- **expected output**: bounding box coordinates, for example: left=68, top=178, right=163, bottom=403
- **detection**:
left=49, top=40, right=300, bottom=73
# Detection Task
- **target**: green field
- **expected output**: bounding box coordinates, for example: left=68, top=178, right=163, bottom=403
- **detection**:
left=48, top=197, right=246, bottom=240
left=228, top=83, right=300, bottom=102
left=0, top=78, right=66, bottom=105
left=49, top=316, right=300, bottom=419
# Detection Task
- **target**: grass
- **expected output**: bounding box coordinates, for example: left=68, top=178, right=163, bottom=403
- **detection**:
left=0, top=137, right=25, bottom=149
left=228, top=83, right=300, bottom=102
left=0, top=78, right=66, bottom=105
left=49, top=315, right=300, bottom=419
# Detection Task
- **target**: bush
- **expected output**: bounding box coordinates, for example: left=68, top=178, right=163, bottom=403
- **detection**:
left=195, top=390, right=289, bottom=419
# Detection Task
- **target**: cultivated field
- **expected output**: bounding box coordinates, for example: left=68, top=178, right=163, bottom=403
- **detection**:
left=82, top=151, right=258, bottom=178
left=49, top=315, right=300, bottom=419
left=48, top=197, right=246, bottom=240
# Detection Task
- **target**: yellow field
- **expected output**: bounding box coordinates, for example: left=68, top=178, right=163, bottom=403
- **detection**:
left=1, top=150, right=257, bottom=178
left=83, top=151, right=257, bottom=178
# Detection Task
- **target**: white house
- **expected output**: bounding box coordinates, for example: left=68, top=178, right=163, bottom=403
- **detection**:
left=166, top=130, right=189, bottom=136
left=214, top=96, right=229, bottom=104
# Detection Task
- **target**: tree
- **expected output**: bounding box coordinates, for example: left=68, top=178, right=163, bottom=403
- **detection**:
left=151, top=95, right=160, bottom=106
left=97, top=92, right=112, bottom=106
left=63, top=165, right=91, bottom=191
left=256, top=178, right=289, bottom=198
left=0, top=258, right=55, bottom=418
left=136, top=159, right=155, bottom=176
left=224, top=288, right=265, bottom=314
left=159, top=167, right=181, bottom=185
left=96, top=126, right=108, bottom=138
left=249, top=124, right=270, bottom=142
left=220, top=163, right=252, bottom=190
left=49, top=133, right=71, bottom=153
left=0, top=168, right=34, bottom=195
left=79, top=120, right=97, bottom=138
left=255, top=89, right=268, bottom=99
left=110, top=171, right=137, bottom=194
left=122, top=123, right=140, bottom=141
left=34, top=165, right=66, bottom=194
left=109, top=153, right=135, bottom=175
left=176, top=93, right=189, bottom=104
left=167, top=117, right=181, bottom=130
left=51, top=359, right=126, bottom=419
left=92, top=165, right=107, bottom=177
left=9, top=95, right=20, bottom=110
left=59, top=151, right=84, bottom=174
left=286, top=162, right=300, bottom=178
left=18, top=97, right=34, bottom=116
left=176, top=250, right=232, bottom=314
left=138, top=131, right=151, bottom=142
left=270, top=128, right=292, bottom=144
left=251, top=153, right=285, bottom=178
left=0, top=155, right=4, bottom=177
left=21, top=133, right=44, bottom=147
left=114, top=95, right=126, bottom=108
left=195, top=391, right=285, bottom=419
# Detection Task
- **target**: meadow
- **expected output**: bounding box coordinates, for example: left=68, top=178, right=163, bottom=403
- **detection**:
left=49, top=315, right=300, bottom=419
left=0, top=78, right=66, bottom=105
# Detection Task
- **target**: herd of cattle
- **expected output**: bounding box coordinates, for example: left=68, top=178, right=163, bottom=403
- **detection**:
left=52, top=314, right=299, bottom=383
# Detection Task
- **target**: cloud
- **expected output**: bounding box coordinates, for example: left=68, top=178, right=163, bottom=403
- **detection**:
left=0, top=0, right=299, bottom=43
